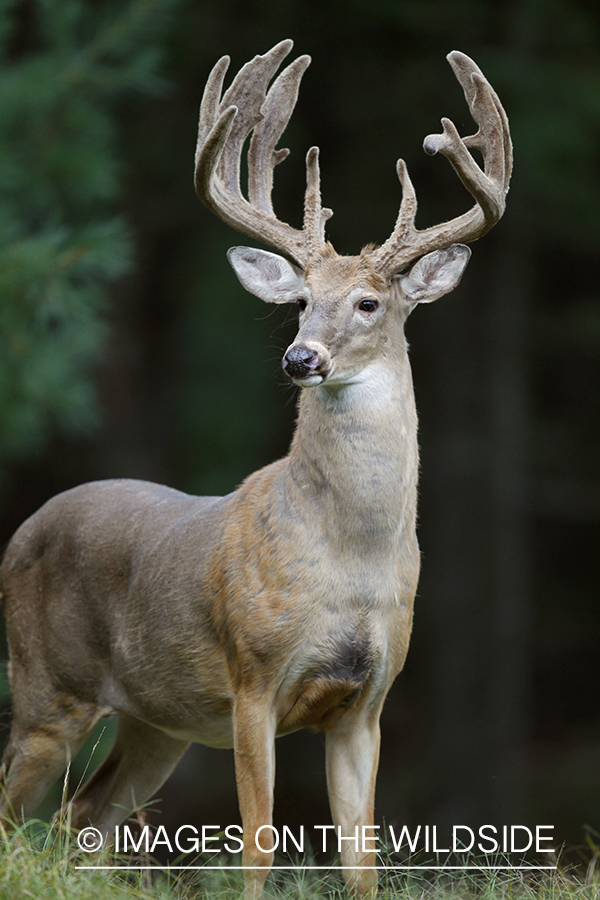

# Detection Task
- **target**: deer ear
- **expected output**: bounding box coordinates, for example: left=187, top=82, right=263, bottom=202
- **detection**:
left=227, top=247, right=305, bottom=303
left=397, top=244, right=471, bottom=306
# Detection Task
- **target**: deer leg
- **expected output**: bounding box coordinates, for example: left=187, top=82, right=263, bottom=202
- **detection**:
left=325, top=712, right=381, bottom=898
left=68, top=713, right=190, bottom=833
left=0, top=695, right=101, bottom=824
left=233, top=695, right=276, bottom=900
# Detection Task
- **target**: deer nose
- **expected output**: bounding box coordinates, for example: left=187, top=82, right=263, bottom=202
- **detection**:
left=282, top=343, right=321, bottom=379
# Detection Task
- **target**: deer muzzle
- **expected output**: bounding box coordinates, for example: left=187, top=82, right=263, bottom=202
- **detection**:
left=282, top=341, right=331, bottom=384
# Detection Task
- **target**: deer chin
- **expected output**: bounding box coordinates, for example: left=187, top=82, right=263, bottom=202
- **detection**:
left=290, top=371, right=327, bottom=387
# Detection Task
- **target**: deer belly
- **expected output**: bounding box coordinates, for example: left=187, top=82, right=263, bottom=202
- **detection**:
left=98, top=652, right=236, bottom=748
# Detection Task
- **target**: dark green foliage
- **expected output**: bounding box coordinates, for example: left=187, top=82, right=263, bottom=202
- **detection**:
left=0, top=0, right=174, bottom=484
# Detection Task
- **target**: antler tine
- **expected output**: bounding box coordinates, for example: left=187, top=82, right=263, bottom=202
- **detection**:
left=370, top=51, right=512, bottom=279
left=195, top=41, right=329, bottom=268
left=248, top=56, right=333, bottom=258
left=196, top=54, right=231, bottom=153
left=304, top=146, right=333, bottom=257
left=449, top=51, right=513, bottom=196
left=216, top=40, right=293, bottom=196
left=248, top=54, right=311, bottom=215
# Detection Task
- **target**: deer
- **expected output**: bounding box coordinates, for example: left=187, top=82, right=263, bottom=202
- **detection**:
left=0, top=40, right=511, bottom=898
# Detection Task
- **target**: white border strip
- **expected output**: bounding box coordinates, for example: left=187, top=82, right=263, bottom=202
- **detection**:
left=75, top=864, right=558, bottom=871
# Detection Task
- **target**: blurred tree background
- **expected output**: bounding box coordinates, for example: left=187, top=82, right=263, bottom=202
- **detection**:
left=0, top=0, right=599, bottom=859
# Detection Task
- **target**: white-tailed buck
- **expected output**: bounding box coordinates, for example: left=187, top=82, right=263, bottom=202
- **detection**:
left=0, top=40, right=511, bottom=897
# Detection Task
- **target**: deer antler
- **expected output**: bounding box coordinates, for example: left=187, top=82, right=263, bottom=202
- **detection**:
left=195, top=39, right=332, bottom=268
left=196, top=44, right=511, bottom=277
left=369, top=51, right=513, bottom=278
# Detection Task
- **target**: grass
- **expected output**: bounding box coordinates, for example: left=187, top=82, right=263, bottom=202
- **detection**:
left=0, top=821, right=176, bottom=900
left=0, top=819, right=598, bottom=900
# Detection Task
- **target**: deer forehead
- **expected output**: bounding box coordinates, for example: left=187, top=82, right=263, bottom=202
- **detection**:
left=303, top=252, right=388, bottom=302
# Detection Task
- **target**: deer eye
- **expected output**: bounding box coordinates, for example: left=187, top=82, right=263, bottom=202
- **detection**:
left=297, top=298, right=307, bottom=311
left=358, top=299, right=378, bottom=313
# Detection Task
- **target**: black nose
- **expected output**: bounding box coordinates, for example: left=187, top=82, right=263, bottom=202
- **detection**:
left=282, top=344, right=319, bottom=379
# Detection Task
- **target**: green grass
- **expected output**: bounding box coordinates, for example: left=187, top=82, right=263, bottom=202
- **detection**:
left=0, top=820, right=598, bottom=900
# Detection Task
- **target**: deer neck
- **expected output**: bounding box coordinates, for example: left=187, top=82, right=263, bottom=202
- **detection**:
left=286, top=350, right=419, bottom=550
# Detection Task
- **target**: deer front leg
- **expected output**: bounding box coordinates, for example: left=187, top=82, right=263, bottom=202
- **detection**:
left=233, top=694, right=276, bottom=900
left=326, top=712, right=381, bottom=897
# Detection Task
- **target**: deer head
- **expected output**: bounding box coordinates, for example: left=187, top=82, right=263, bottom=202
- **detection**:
left=195, top=40, right=512, bottom=387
